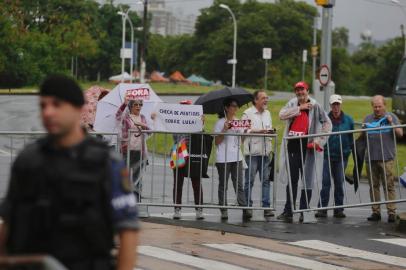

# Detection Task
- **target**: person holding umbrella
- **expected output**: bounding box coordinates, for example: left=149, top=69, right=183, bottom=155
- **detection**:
left=214, top=98, right=249, bottom=220
left=116, top=96, right=150, bottom=202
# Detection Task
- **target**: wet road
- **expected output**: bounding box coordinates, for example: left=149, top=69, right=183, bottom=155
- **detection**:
left=1, top=95, right=405, bottom=269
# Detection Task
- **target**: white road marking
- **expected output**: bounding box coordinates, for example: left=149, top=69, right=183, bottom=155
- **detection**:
left=138, top=246, right=248, bottom=270
left=205, top=243, right=349, bottom=270
left=372, top=238, right=406, bottom=247
left=290, top=240, right=406, bottom=267
left=0, top=149, right=11, bottom=156
left=149, top=212, right=216, bottom=218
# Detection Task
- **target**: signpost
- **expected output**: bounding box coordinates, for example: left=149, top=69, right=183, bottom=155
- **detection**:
left=302, top=49, right=308, bottom=81
left=263, top=48, right=272, bottom=90
left=318, top=64, right=331, bottom=86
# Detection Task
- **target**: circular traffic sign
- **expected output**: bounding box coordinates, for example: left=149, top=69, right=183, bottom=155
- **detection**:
left=318, top=65, right=331, bottom=86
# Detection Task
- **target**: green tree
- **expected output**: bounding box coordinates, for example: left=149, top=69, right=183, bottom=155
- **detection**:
left=333, top=27, right=349, bottom=49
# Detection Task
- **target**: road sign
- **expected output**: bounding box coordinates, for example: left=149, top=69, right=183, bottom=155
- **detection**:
left=318, top=64, right=330, bottom=86
left=311, top=46, right=318, bottom=57
left=263, top=48, right=272, bottom=60
left=227, top=59, right=237, bottom=65
left=120, top=48, right=133, bottom=59
left=302, top=50, right=308, bottom=63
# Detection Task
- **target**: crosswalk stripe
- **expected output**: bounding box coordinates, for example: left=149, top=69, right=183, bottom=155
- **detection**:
left=290, top=240, right=406, bottom=267
left=138, top=246, right=249, bottom=270
left=372, top=238, right=406, bottom=247
left=204, top=243, right=349, bottom=270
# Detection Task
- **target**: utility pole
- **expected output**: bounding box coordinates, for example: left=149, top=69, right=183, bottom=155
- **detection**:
left=311, top=17, right=318, bottom=92
left=121, top=9, right=126, bottom=83
left=402, top=24, right=406, bottom=57
left=140, top=0, right=148, bottom=84
left=316, top=0, right=335, bottom=110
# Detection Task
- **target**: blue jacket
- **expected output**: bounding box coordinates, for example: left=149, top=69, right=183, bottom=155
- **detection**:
left=324, top=112, right=354, bottom=161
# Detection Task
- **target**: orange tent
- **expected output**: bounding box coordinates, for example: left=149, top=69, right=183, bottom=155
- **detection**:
left=169, top=71, right=190, bottom=83
left=150, top=71, right=169, bottom=83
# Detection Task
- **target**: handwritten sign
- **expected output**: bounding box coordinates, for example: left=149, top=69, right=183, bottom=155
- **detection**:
left=230, top=119, right=251, bottom=131
left=154, top=103, right=203, bottom=132
left=126, top=88, right=150, bottom=100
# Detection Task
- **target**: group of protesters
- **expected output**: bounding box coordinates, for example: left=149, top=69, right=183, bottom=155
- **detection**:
left=120, top=80, right=403, bottom=224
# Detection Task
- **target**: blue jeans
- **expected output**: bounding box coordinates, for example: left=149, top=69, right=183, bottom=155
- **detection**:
left=317, top=157, right=348, bottom=213
left=244, top=155, right=271, bottom=207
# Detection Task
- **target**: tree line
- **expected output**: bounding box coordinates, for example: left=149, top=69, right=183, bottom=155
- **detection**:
left=0, top=0, right=403, bottom=96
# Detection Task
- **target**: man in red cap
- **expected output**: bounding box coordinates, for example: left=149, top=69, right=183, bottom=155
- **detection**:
left=277, top=81, right=331, bottom=223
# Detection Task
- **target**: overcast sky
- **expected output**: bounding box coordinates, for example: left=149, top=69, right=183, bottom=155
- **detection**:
left=116, top=0, right=406, bottom=44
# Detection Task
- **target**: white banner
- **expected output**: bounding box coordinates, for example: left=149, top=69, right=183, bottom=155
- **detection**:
left=153, top=103, right=203, bottom=132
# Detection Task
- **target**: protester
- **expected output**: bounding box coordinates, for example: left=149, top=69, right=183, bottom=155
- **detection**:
left=363, top=95, right=403, bottom=223
left=116, top=97, right=150, bottom=202
left=171, top=100, right=206, bottom=220
left=0, top=74, right=138, bottom=270
left=214, top=98, right=249, bottom=220
left=277, top=81, right=332, bottom=223
left=241, top=89, right=274, bottom=219
left=315, top=94, right=354, bottom=218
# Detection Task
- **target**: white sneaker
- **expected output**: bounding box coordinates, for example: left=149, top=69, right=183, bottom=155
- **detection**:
left=173, top=208, right=181, bottom=220
left=196, top=208, right=204, bottom=220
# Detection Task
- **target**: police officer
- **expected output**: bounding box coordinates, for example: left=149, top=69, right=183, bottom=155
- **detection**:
left=0, top=75, right=139, bottom=270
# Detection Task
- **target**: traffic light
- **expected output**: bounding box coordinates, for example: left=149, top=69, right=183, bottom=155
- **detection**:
left=315, top=0, right=329, bottom=6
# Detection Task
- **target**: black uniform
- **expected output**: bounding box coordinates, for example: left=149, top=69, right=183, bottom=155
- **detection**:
left=0, top=136, right=139, bottom=270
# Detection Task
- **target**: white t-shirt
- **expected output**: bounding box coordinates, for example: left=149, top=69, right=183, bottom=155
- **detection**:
left=214, top=118, right=243, bottom=163
left=241, top=106, right=272, bottom=156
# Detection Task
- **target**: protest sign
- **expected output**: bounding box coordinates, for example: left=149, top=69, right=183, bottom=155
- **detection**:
left=229, top=119, right=251, bottom=131
left=153, top=103, right=203, bottom=132
left=125, top=87, right=150, bottom=100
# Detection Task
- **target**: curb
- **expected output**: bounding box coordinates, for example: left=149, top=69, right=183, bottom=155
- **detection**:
left=397, top=212, right=406, bottom=232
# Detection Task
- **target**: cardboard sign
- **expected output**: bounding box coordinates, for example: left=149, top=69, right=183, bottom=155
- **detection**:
left=230, top=119, right=251, bottom=130
left=126, top=88, right=150, bottom=100
left=154, top=103, right=203, bottom=132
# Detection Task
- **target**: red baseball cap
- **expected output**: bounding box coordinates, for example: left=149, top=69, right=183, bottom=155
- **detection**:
left=294, top=81, right=309, bottom=90
left=180, top=99, right=193, bottom=105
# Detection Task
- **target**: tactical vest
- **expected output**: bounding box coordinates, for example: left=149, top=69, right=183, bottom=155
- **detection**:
left=7, top=136, right=114, bottom=269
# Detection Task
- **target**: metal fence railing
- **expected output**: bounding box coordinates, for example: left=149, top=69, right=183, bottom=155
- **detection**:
left=281, top=124, right=406, bottom=214
left=0, top=131, right=120, bottom=199
left=0, top=255, right=68, bottom=270
left=127, top=130, right=278, bottom=212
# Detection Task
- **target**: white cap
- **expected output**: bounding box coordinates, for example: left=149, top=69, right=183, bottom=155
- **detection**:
left=329, top=94, right=342, bottom=104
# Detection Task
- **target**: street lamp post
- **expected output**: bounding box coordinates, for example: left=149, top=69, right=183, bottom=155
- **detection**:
left=140, top=0, right=148, bottom=84
left=119, top=10, right=126, bottom=83
left=391, top=0, right=406, bottom=57
left=220, top=4, right=237, bottom=88
left=118, top=10, right=135, bottom=83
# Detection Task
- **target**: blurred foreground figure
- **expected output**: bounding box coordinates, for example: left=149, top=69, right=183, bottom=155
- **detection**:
left=0, top=75, right=139, bottom=270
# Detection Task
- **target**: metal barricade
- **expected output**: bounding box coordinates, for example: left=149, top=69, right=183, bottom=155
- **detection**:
left=127, top=129, right=278, bottom=212
left=281, top=124, right=406, bottom=214
left=0, top=131, right=120, bottom=200
left=0, top=255, right=68, bottom=270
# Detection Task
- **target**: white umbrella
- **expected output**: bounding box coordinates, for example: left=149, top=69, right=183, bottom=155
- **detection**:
left=94, top=83, right=162, bottom=138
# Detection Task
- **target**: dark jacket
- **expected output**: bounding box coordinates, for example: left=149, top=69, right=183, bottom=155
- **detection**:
left=324, top=111, right=354, bottom=161
left=1, top=136, right=120, bottom=270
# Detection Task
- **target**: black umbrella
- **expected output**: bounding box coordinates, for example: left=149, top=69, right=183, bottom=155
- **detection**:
left=194, top=87, right=253, bottom=114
